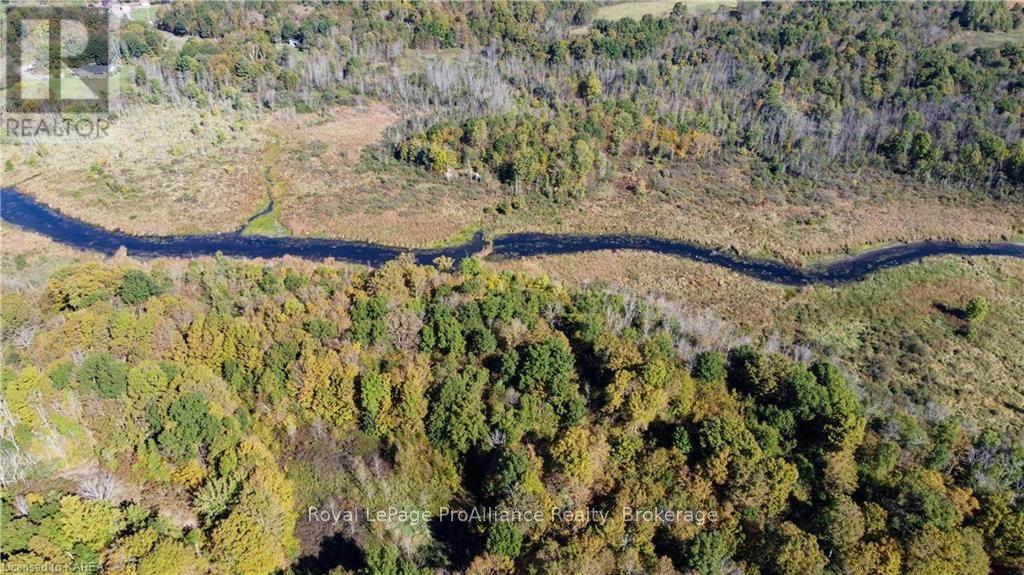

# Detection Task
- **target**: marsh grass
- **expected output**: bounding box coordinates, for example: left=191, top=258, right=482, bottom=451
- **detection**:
left=498, top=250, right=1024, bottom=432
left=241, top=201, right=289, bottom=237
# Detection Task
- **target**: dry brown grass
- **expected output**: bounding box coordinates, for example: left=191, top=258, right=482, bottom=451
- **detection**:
left=2, top=101, right=494, bottom=246
left=5, top=104, right=271, bottom=234
left=1, top=228, right=98, bottom=291
left=492, top=250, right=789, bottom=329
left=270, top=104, right=494, bottom=246
left=270, top=143, right=1022, bottom=257
left=490, top=157, right=1024, bottom=264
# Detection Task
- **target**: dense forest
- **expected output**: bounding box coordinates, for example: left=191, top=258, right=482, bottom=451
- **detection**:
left=108, top=1, right=1024, bottom=200
left=1, top=256, right=1022, bottom=574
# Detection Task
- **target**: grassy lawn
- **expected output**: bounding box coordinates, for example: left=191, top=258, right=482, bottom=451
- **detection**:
left=15, top=67, right=133, bottom=100
left=129, top=5, right=157, bottom=23
left=594, top=0, right=735, bottom=21
left=397, top=48, right=466, bottom=74
left=19, top=76, right=105, bottom=100
left=951, top=28, right=1024, bottom=49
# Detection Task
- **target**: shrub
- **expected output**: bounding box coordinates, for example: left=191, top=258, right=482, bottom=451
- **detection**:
left=965, top=296, right=989, bottom=322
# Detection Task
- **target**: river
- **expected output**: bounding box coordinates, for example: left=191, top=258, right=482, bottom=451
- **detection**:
left=3, top=187, right=1022, bottom=286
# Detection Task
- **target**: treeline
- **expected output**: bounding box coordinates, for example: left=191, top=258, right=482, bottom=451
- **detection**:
left=1, top=257, right=1022, bottom=574
left=108, top=1, right=1024, bottom=199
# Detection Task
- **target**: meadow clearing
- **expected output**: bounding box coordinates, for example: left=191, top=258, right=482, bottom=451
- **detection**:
left=594, top=0, right=737, bottom=21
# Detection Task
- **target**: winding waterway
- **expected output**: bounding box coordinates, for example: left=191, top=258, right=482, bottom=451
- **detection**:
left=3, top=187, right=1023, bottom=286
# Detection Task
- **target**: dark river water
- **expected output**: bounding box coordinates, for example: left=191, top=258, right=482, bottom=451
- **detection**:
left=3, top=187, right=1023, bottom=286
